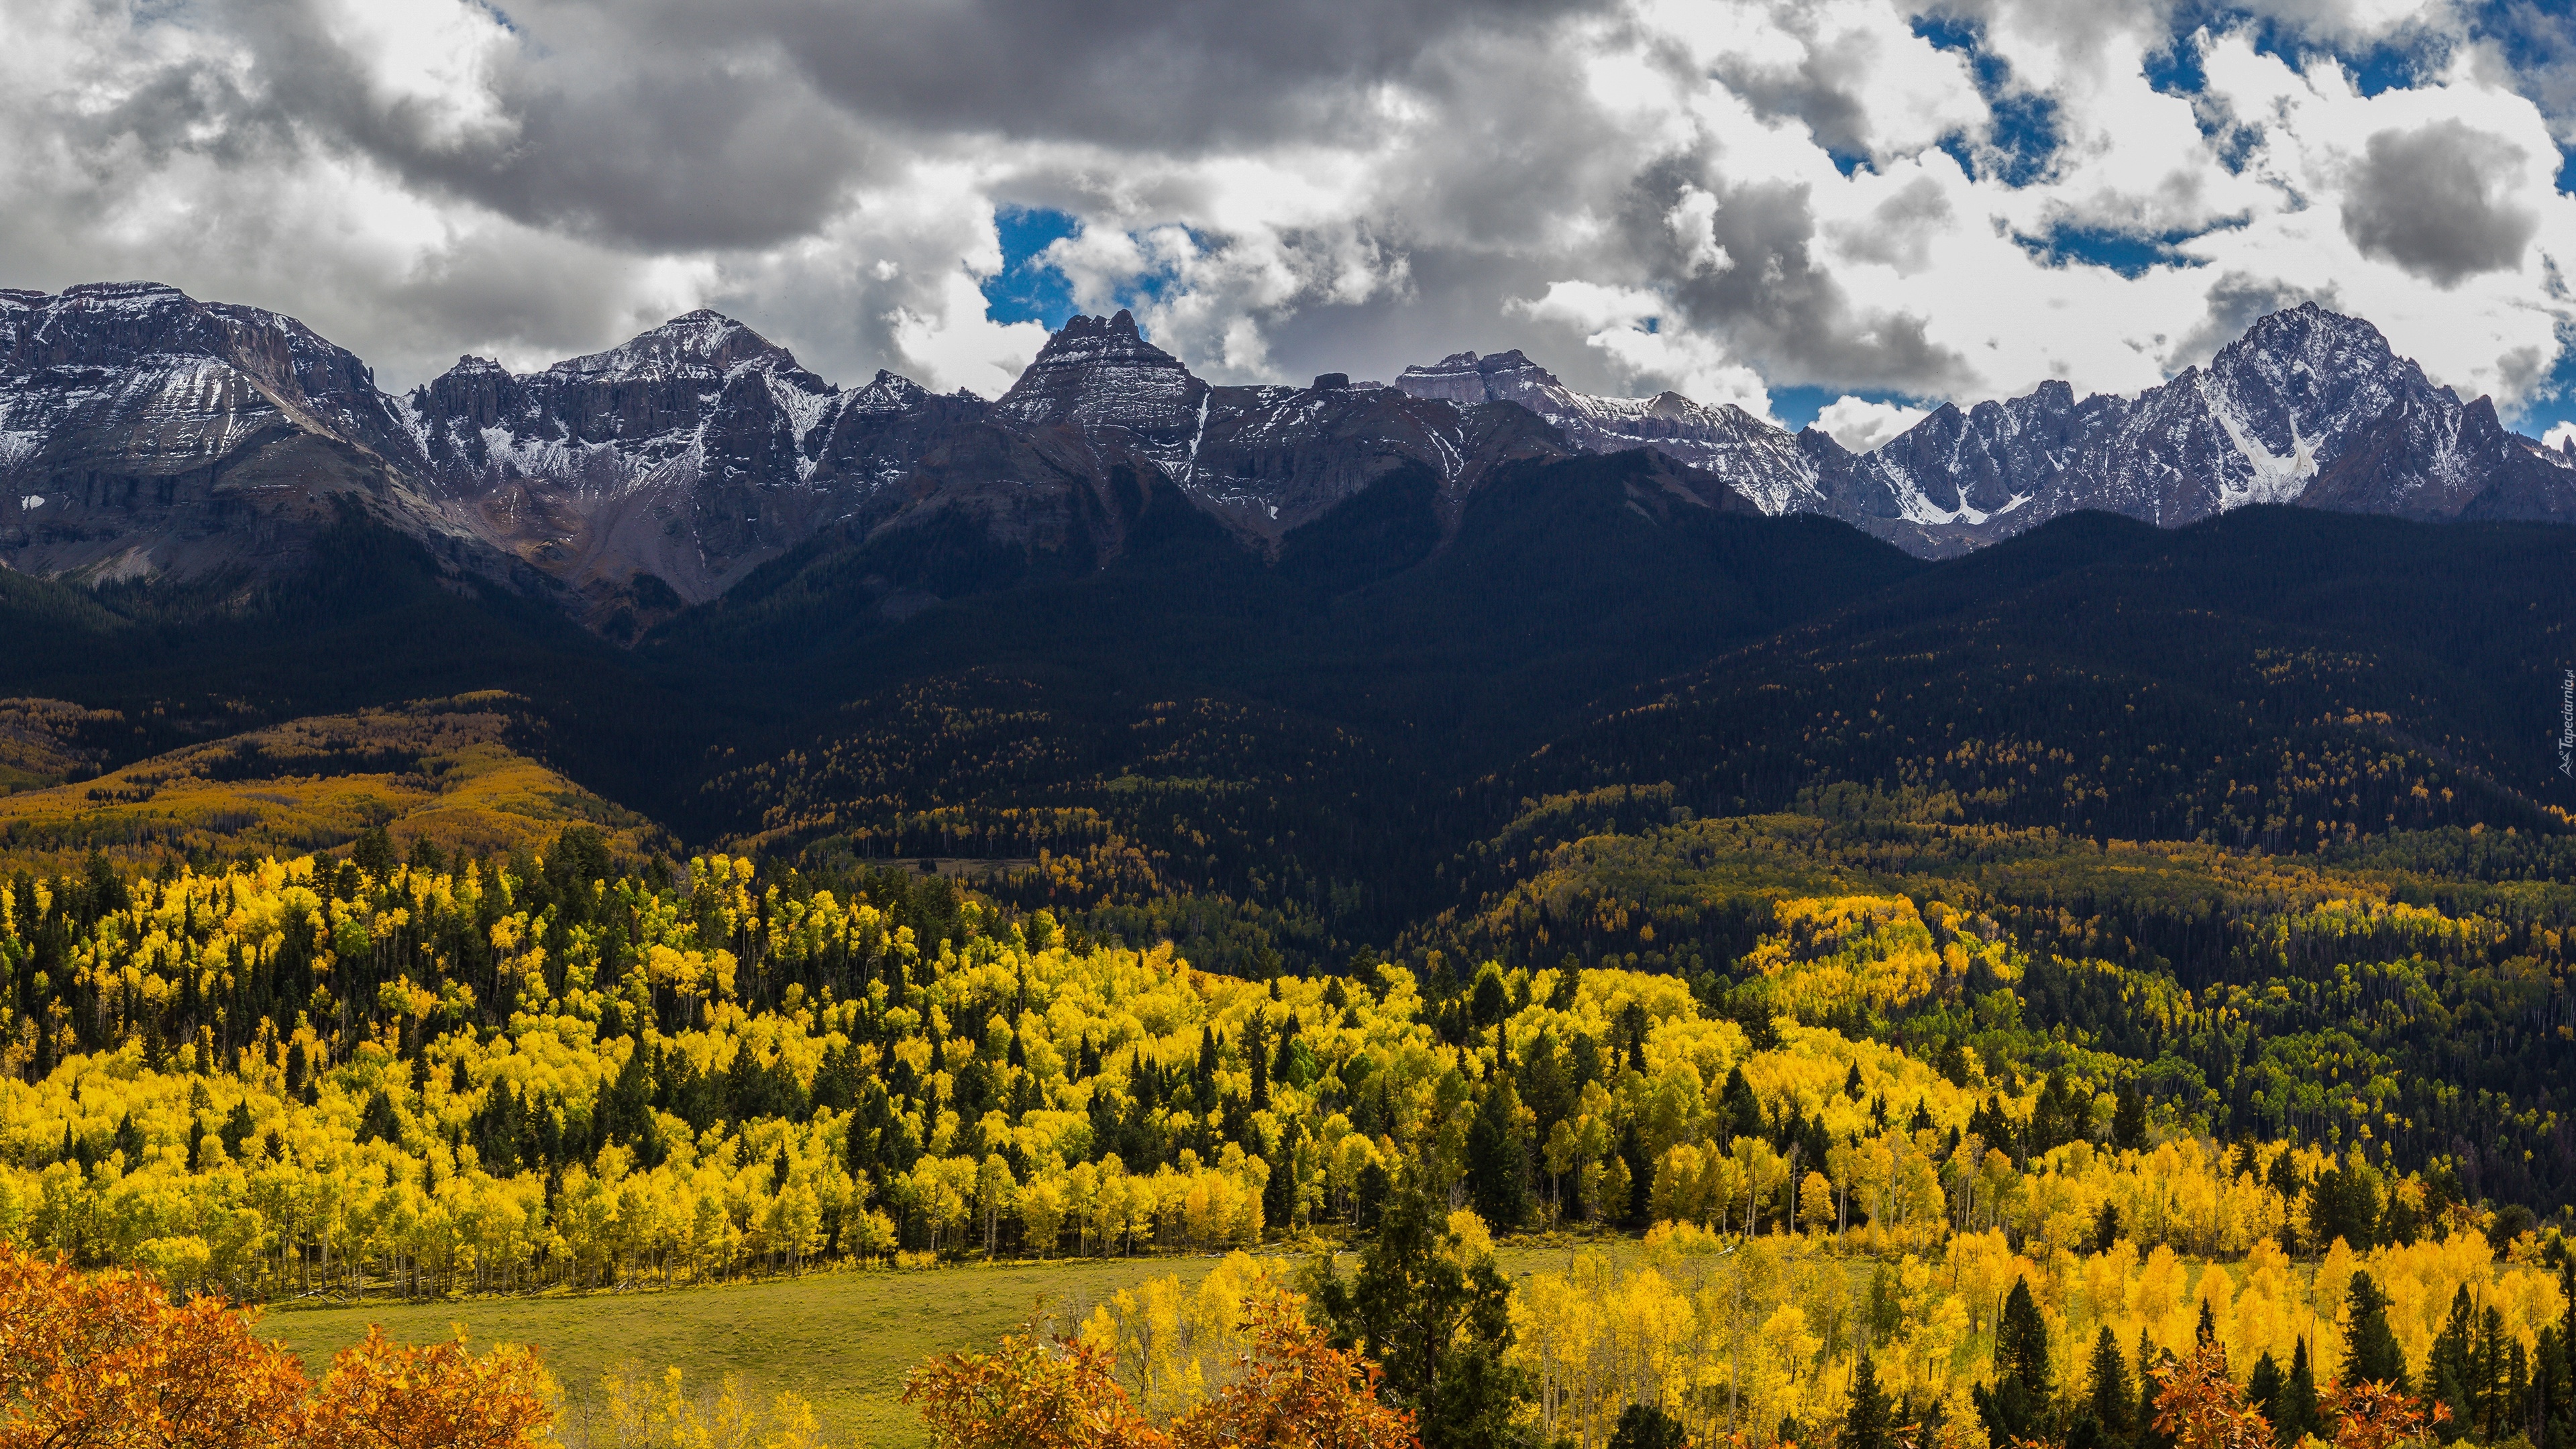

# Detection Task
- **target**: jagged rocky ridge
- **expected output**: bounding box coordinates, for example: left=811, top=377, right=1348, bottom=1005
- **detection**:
left=5, top=283, right=2573, bottom=633
left=1397, top=304, right=2576, bottom=557
left=0, top=282, right=514, bottom=590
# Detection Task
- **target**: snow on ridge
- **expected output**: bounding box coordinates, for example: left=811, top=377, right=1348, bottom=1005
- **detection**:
left=2199, top=372, right=2318, bottom=511
left=551, top=311, right=780, bottom=383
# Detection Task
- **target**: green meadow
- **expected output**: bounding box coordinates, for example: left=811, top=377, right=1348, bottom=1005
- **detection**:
left=268, top=1257, right=1229, bottom=1447
left=266, top=1246, right=1597, bottom=1445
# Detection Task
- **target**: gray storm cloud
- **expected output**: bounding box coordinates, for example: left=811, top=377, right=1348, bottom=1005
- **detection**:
left=0, top=0, right=2568, bottom=425
left=2340, top=119, right=2542, bottom=286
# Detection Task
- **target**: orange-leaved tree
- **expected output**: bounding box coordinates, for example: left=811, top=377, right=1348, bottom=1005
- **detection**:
left=2149, top=1344, right=2273, bottom=1449
left=2143, top=1338, right=2445, bottom=1449
left=1, top=1241, right=315, bottom=1448
left=303, top=1327, right=556, bottom=1448
left=2324, top=1376, right=2446, bottom=1449
left=0, top=1243, right=555, bottom=1449
left=906, top=1319, right=1166, bottom=1449
left=908, top=1295, right=1417, bottom=1449
left=1169, top=1296, right=1416, bottom=1449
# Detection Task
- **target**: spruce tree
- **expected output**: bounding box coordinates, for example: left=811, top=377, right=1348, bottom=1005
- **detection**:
left=2346, top=1273, right=2410, bottom=1391
left=2112, top=1083, right=2148, bottom=1150
left=1464, top=1084, right=1527, bottom=1230
left=2280, top=1337, right=2320, bottom=1447
left=2089, top=1326, right=2133, bottom=1438
left=2431, top=1286, right=2477, bottom=1441
left=2247, top=1351, right=2284, bottom=1437
left=1843, top=1355, right=1892, bottom=1449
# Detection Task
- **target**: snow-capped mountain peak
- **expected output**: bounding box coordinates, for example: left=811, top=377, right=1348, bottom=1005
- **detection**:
left=550, top=309, right=793, bottom=384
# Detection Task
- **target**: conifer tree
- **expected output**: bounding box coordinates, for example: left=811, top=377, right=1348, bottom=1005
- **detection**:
left=2113, top=1083, right=2148, bottom=1151
left=2281, top=1336, right=2320, bottom=1448
left=1978, top=1278, right=2054, bottom=1448
left=2432, top=1286, right=2477, bottom=1441
left=1465, top=1085, right=1527, bottom=1230
left=2345, top=1273, right=2410, bottom=1391
left=1612, top=1404, right=1688, bottom=1449
left=2090, top=1326, right=2134, bottom=1439
left=1843, top=1354, right=1891, bottom=1449
left=1309, top=1181, right=1533, bottom=1449
left=2248, top=1351, right=2284, bottom=1438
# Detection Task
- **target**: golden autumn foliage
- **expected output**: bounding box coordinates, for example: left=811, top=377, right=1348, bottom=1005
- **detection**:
left=0, top=696, right=665, bottom=874
left=588, top=1365, right=833, bottom=1449
left=0, top=1241, right=555, bottom=1448
left=906, top=1321, right=1170, bottom=1449
left=906, top=1295, right=1413, bottom=1449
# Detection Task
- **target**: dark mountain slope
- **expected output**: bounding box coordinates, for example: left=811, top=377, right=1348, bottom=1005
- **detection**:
left=1496, top=505, right=2576, bottom=855
left=0, top=508, right=705, bottom=823
left=663, top=451, right=1922, bottom=940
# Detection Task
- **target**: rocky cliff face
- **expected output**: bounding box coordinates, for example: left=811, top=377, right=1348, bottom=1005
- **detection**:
left=1397, top=350, right=1821, bottom=516
left=0, top=282, right=490, bottom=586
left=407, top=311, right=857, bottom=625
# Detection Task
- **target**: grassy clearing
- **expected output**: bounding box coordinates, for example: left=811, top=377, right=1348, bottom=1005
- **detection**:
left=262, top=1243, right=1609, bottom=1445
left=267, top=1256, right=1232, bottom=1448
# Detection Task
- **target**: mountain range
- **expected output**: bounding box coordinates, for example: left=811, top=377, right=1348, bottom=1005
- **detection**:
left=4, top=279, right=2573, bottom=638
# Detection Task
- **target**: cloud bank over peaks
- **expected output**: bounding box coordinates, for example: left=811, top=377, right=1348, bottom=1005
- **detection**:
left=1, top=0, right=2570, bottom=440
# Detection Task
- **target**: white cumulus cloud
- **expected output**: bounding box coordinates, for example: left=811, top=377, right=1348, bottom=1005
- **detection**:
left=1815, top=396, right=1933, bottom=452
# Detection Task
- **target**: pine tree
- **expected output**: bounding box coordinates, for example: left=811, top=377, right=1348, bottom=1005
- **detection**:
left=2346, top=1273, right=2410, bottom=1391
left=2137, top=1330, right=2176, bottom=1449
left=1264, top=1120, right=1301, bottom=1236
left=1612, top=1405, right=1688, bottom=1449
left=1617, top=1120, right=1651, bottom=1228
left=2090, top=1326, right=2133, bottom=1438
left=2112, top=1083, right=2148, bottom=1151
left=2096, top=1201, right=2124, bottom=1254
left=355, top=1089, right=399, bottom=1146
left=2000, top=1278, right=2052, bottom=1397
left=1309, top=1181, right=1534, bottom=1449
left=1465, top=1084, right=1527, bottom=1230
left=2247, top=1351, right=2284, bottom=1437
left=2432, top=1286, right=2477, bottom=1441
left=1722, top=1065, right=1762, bottom=1143
left=2478, top=1304, right=2512, bottom=1442
left=2280, top=1336, right=2320, bottom=1447
left=1978, top=1278, right=2055, bottom=1448
left=2544, top=1258, right=2576, bottom=1449
left=1843, top=1355, right=1892, bottom=1449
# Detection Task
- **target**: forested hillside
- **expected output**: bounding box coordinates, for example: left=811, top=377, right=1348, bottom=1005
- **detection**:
left=11, top=829, right=2576, bottom=1446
